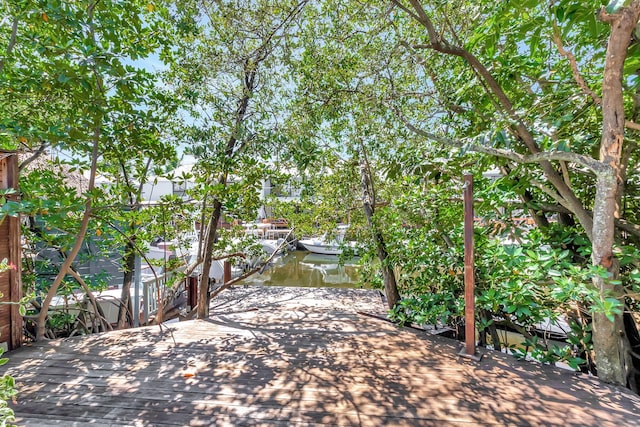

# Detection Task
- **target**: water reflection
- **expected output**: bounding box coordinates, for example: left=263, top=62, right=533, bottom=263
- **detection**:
left=239, top=251, right=364, bottom=289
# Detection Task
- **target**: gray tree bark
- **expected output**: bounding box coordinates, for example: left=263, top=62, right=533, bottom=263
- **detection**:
left=590, top=2, right=640, bottom=390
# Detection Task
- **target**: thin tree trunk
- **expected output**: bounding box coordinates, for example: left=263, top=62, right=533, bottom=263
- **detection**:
left=117, top=238, right=136, bottom=328
left=591, top=3, right=640, bottom=390
left=116, top=157, right=150, bottom=328
left=359, top=153, right=400, bottom=308
left=197, top=194, right=224, bottom=319
left=479, top=309, right=501, bottom=352
left=35, top=0, right=104, bottom=341
left=195, top=52, right=259, bottom=319
left=68, top=267, right=112, bottom=333
left=35, top=121, right=101, bottom=341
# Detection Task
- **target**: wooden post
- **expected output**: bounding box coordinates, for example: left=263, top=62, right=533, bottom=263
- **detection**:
left=188, top=276, right=198, bottom=309
left=133, top=255, right=140, bottom=327
left=223, top=261, right=231, bottom=285
left=0, top=151, right=22, bottom=351
left=459, top=174, right=481, bottom=361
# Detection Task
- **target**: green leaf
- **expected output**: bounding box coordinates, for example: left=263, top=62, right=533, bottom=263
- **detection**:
left=567, top=357, right=587, bottom=370
left=57, top=73, right=71, bottom=84
left=588, top=12, right=598, bottom=37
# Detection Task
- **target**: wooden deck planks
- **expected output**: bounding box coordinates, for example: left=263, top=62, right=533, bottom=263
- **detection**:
left=4, top=286, right=640, bottom=426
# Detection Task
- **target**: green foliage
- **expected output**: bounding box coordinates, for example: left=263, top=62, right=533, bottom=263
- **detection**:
left=0, top=289, right=31, bottom=427
left=1, top=0, right=174, bottom=151
left=0, top=190, right=21, bottom=221
left=47, top=311, right=77, bottom=334
left=0, top=348, right=16, bottom=427
left=510, top=335, right=587, bottom=371
left=384, top=213, right=637, bottom=370
left=390, top=290, right=463, bottom=328
left=390, top=228, right=569, bottom=363
left=164, top=0, right=312, bottom=248
left=0, top=259, right=15, bottom=274
left=1, top=0, right=182, bottom=336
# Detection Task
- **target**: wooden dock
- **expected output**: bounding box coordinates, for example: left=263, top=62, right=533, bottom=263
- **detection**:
left=5, top=286, right=640, bottom=426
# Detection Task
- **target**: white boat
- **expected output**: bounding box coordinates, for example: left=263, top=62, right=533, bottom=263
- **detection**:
left=259, top=239, right=287, bottom=256
left=299, top=239, right=358, bottom=255
left=301, top=252, right=359, bottom=265
left=242, top=239, right=282, bottom=270
left=298, top=257, right=351, bottom=285
left=298, top=239, right=339, bottom=255
left=299, top=226, right=358, bottom=255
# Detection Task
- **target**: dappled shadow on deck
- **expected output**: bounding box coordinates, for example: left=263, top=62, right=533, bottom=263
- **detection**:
left=5, top=286, right=640, bottom=426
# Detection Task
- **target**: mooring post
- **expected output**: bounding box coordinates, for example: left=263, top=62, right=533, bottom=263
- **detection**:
left=223, top=261, right=231, bottom=284
left=133, top=255, right=141, bottom=327
left=188, top=275, right=198, bottom=309
left=459, top=173, right=481, bottom=361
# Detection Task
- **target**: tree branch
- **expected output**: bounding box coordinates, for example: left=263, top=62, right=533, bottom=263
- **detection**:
left=534, top=203, right=640, bottom=239
left=552, top=26, right=602, bottom=107
left=598, top=6, right=620, bottom=23
left=68, top=267, right=112, bottom=332
left=552, top=25, right=640, bottom=134
left=625, top=120, right=640, bottom=131
left=18, top=141, right=47, bottom=171
left=530, top=179, right=572, bottom=212
left=397, top=0, right=594, bottom=238
left=0, top=15, right=18, bottom=74
left=389, top=0, right=422, bottom=22
left=390, top=104, right=611, bottom=174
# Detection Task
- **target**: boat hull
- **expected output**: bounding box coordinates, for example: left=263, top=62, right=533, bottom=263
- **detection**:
left=299, top=239, right=356, bottom=256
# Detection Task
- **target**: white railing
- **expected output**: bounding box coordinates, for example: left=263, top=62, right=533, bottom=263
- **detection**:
left=136, top=267, right=187, bottom=325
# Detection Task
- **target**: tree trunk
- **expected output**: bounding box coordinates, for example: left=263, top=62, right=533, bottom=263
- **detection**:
left=117, top=238, right=136, bottom=329
left=35, top=120, right=101, bottom=341
left=591, top=3, right=640, bottom=390
left=194, top=52, right=260, bottom=319
left=359, top=154, right=400, bottom=308
left=591, top=174, right=632, bottom=387
left=197, top=194, right=224, bottom=319
left=35, top=2, right=104, bottom=340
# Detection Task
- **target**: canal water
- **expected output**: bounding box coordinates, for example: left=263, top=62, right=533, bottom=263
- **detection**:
left=237, top=249, right=571, bottom=366
left=239, top=250, right=364, bottom=288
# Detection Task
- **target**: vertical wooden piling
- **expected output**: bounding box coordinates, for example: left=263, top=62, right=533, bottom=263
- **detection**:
left=459, top=173, right=480, bottom=360
left=188, top=276, right=198, bottom=309
left=0, top=152, right=22, bottom=351
left=223, top=261, right=231, bottom=284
